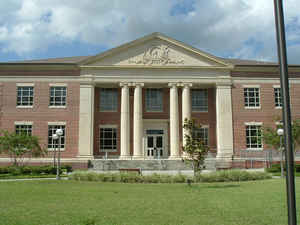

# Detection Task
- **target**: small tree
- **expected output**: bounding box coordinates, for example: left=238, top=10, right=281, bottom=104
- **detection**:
left=263, top=119, right=300, bottom=177
left=182, top=118, right=209, bottom=176
left=0, top=130, right=46, bottom=166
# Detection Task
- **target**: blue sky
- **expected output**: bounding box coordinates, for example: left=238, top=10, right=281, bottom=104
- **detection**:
left=0, top=0, right=300, bottom=64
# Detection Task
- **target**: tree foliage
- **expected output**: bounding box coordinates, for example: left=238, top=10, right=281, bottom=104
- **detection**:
left=0, top=130, right=46, bottom=166
left=182, top=118, right=209, bottom=175
left=263, top=119, right=300, bottom=152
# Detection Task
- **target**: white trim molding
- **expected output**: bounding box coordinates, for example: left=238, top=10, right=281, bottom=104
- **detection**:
left=14, top=121, right=33, bottom=125
left=49, top=83, right=68, bottom=87
left=16, top=83, right=35, bottom=87
left=48, top=121, right=67, bottom=125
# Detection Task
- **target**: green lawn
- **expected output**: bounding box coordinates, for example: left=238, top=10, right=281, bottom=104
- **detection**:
left=0, top=179, right=299, bottom=225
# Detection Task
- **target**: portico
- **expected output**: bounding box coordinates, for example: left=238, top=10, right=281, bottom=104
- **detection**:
left=77, top=32, right=234, bottom=167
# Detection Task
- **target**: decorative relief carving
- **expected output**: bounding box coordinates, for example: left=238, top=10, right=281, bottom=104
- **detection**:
left=128, top=45, right=184, bottom=65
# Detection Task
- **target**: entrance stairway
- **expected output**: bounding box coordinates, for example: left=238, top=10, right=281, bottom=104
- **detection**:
left=90, top=157, right=216, bottom=173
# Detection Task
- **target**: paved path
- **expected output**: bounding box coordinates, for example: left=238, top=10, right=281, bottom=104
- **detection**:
left=0, top=177, right=68, bottom=182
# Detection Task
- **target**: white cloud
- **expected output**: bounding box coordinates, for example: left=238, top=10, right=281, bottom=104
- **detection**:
left=0, top=0, right=300, bottom=63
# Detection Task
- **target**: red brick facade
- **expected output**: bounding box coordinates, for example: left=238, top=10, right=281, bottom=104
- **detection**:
left=0, top=82, right=80, bottom=158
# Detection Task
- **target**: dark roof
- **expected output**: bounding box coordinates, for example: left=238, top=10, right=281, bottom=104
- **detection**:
left=220, top=58, right=278, bottom=66
left=5, top=56, right=91, bottom=64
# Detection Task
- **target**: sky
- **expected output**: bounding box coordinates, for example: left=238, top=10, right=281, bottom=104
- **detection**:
left=0, top=0, right=300, bottom=64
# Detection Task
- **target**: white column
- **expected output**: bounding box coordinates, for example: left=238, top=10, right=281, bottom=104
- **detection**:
left=78, top=83, right=94, bottom=159
left=133, top=83, right=144, bottom=158
left=216, top=83, right=234, bottom=168
left=120, top=83, right=130, bottom=159
left=169, top=83, right=180, bottom=159
left=182, top=83, right=192, bottom=149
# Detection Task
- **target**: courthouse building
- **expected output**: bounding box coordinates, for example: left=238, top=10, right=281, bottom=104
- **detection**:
left=0, top=32, right=299, bottom=169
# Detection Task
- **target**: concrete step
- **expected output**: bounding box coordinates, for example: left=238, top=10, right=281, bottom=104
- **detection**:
left=90, top=158, right=216, bottom=171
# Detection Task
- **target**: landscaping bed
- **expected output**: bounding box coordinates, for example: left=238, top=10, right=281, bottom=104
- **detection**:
left=69, top=170, right=272, bottom=183
left=0, top=165, right=72, bottom=179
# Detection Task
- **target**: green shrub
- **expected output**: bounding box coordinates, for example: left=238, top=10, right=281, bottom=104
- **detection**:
left=61, top=165, right=73, bottom=173
left=295, top=164, right=300, bottom=172
left=20, top=166, right=32, bottom=175
left=266, top=164, right=282, bottom=173
left=0, top=167, right=9, bottom=174
left=172, top=173, right=187, bottom=183
left=195, top=170, right=272, bottom=182
left=8, top=166, right=22, bottom=175
left=120, top=172, right=142, bottom=183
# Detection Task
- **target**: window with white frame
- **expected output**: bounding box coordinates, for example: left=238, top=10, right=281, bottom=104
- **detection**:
left=50, top=86, right=67, bottom=106
left=100, top=88, right=118, bottom=111
left=191, top=89, right=208, bottom=112
left=146, top=88, right=163, bottom=112
left=274, top=87, right=282, bottom=107
left=48, top=125, right=65, bottom=149
left=17, top=86, right=34, bottom=106
left=15, top=124, right=32, bottom=136
left=244, top=87, right=260, bottom=108
left=192, top=127, right=209, bottom=146
left=99, top=126, right=117, bottom=151
left=246, top=124, right=263, bottom=149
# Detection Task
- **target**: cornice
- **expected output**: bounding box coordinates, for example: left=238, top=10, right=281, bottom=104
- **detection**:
left=0, top=64, right=79, bottom=71
left=80, top=65, right=233, bottom=70
left=233, top=65, right=300, bottom=73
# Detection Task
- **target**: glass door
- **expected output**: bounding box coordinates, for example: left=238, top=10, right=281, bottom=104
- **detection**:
left=146, top=129, right=164, bottom=158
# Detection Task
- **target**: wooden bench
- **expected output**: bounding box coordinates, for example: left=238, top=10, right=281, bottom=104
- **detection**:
left=119, top=168, right=142, bottom=175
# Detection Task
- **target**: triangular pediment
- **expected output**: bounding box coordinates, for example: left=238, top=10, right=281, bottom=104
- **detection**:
left=80, top=33, right=232, bottom=68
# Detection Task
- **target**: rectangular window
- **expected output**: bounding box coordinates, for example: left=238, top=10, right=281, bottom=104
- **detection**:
left=191, top=89, right=208, bottom=112
left=274, top=88, right=282, bottom=107
left=100, top=127, right=117, bottom=151
left=246, top=125, right=262, bottom=149
left=146, top=88, right=163, bottom=112
left=192, top=127, right=209, bottom=146
left=48, top=125, right=66, bottom=149
left=50, top=87, right=67, bottom=106
left=100, top=88, right=118, bottom=111
left=244, top=88, right=260, bottom=108
left=17, top=86, right=34, bottom=106
left=15, top=124, right=32, bottom=136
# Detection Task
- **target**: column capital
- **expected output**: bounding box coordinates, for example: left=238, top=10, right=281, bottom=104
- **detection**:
left=168, top=82, right=180, bottom=87
left=131, top=82, right=144, bottom=87
left=215, top=82, right=232, bottom=89
left=120, top=82, right=130, bottom=87
left=182, top=83, right=193, bottom=88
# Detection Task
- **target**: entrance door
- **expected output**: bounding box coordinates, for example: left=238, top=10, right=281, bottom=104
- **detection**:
left=146, top=129, right=164, bottom=158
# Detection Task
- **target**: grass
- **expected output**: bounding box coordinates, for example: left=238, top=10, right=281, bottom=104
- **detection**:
left=0, top=179, right=299, bottom=225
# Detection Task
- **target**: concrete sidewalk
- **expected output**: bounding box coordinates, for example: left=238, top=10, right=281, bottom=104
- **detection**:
left=0, top=177, right=68, bottom=182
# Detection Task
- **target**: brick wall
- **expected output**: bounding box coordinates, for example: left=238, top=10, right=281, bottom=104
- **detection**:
left=0, top=82, right=80, bottom=158
left=232, top=82, right=300, bottom=157
left=94, top=86, right=217, bottom=157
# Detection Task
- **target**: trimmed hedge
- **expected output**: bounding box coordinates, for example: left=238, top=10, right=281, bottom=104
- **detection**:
left=69, top=170, right=271, bottom=183
left=265, top=164, right=300, bottom=173
left=0, top=165, right=73, bottom=175
left=195, top=170, right=272, bottom=183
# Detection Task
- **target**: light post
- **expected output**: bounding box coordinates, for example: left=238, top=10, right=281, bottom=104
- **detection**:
left=273, top=1, right=297, bottom=224
left=277, top=128, right=284, bottom=178
left=55, top=128, right=63, bottom=180
left=52, top=134, right=58, bottom=168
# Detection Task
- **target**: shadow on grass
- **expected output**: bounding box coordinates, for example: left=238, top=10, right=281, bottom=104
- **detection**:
left=205, top=184, right=241, bottom=189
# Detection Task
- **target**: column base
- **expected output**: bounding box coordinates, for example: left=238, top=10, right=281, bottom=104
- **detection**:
left=119, top=155, right=132, bottom=160
left=132, top=155, right=144, bottom=160
left=168, top=155, right=181, bottom=160
left=76, top=155, right=94, bottom=160
left=215, top=157, right=232, bottom=169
